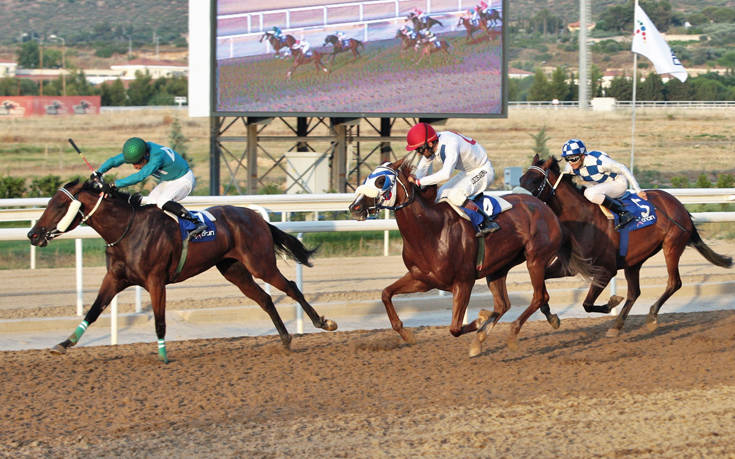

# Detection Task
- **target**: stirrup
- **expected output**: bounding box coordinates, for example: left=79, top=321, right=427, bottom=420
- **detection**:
left=475, top=220, right=500, bottom=237
left=186, top=222, right=208, bottom=240
left=615, top=213, right=635, bottom=230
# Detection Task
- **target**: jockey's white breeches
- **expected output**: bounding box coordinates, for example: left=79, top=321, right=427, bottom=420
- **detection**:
left=144, top=170, right=196, bottom=208
left=583, top=175, right=628, bottom=204
left=437, top=163, right=495, bottom=206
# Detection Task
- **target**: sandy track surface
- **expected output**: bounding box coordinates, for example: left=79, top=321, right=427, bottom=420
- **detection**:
left=1, top=311, right=734, bottom=457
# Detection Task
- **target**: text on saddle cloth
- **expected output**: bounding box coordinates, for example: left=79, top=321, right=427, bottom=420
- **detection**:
left=178, top=210, right=217, bottom=242
left=440, top=193, right=512, bottom=227
left=612, top=192, right=657, bottom=256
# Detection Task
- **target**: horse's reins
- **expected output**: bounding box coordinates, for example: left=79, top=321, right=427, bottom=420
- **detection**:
left=525, top=165, right=563, bottom=199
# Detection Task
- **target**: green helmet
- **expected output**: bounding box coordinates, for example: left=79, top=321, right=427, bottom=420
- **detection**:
left=122, top=137, right=148, bottom=163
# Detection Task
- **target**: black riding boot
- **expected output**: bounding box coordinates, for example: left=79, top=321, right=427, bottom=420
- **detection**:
left=162, top=201, right=207, bottom=239
left=602, top=196, right=635, bottom=230
left=475, top=209, right=500, bottom=237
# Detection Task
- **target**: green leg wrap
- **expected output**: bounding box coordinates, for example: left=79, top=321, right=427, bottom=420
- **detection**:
left=68, top=320, right=89, bottom=344
left=157, top=338, right=168, bottom=363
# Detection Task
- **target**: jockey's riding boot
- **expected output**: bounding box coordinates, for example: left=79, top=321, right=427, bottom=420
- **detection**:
left=162, top=201, right=208, bottom=239
left=465, top=200, right=500, bottom=237
left=602, top=196, right=635, bottom=230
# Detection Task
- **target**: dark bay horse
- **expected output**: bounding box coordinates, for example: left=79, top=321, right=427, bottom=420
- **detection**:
left=519, top=155, right=732, bottom=336
left=259, top=31, right=296, bottom=59
left=286, top=48, right=329, bottom=79
left=479, top=8, right=502, bottom=28
left=323, top=34, right=364, bottom=63
left=408, top=14, right=443, bottom=31
left=396, top=29, right=418, bottom=53
left=349, top=159, right=570, bottom=356
left=457, top=16, right=500, bottom=43
left=27, top=179, right=337, bottom=363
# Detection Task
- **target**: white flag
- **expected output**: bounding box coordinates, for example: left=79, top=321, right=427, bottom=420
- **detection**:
left=632, top=4, right=688, bottom=82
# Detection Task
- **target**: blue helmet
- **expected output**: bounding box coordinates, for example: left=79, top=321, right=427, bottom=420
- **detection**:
left=561, top=139, right=586, bottom=158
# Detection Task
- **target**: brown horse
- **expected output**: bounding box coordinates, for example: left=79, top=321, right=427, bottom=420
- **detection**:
left=286, top=47, right=329, bottom=79
left=395, top=29, right=418, bottom=54
left=322, top=34, right=364, bottom=63
left=259, top=31, right=296, bottom=59
left=414, top=38, right=451, bottom=64
left=349, top=159, right=569, bottom=356
left=519, top=155, right=732, bottom=336
left=408, top=14, right=443, bottom=32
left=457, top=16, right=500, bottom=43
left=27, top=178, right=337, bottom=363
left=479, top=8, right=502, bottom=28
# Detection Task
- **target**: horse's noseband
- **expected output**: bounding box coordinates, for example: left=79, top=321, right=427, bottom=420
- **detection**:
left=526, top=166, right=555, bottom=200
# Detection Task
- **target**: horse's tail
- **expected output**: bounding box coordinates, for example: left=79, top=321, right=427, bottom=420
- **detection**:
left=268, top=223, right=318, bottom=267
left=556, top=230, right=608, bottom=288
left=688, top=224, right=733, bottom=268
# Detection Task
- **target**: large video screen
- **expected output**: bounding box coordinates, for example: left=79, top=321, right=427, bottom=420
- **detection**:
left=214, top=0, right=506, bottom=118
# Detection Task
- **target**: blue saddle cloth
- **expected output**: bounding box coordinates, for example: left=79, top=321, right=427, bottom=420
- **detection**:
left=178, top=211, right=217, bottom=242
left=615, top=192, right=656, bottom=256
left=460, top=194, right=505, bottom=229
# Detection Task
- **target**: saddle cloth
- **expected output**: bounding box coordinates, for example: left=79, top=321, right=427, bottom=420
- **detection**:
left=607, top=192, right=657, bottom=256
left=440, top=192, right=513, bottom=226
left=176, top=210, right=217, bottom=242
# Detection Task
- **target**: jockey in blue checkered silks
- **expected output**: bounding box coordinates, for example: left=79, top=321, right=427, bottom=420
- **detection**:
left=560, top=139, right=648, bottom=229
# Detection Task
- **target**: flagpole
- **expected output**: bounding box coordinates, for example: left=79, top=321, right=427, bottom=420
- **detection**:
left=630, top=0, right=638, bottom=172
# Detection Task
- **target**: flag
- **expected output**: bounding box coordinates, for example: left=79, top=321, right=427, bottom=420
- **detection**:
left=632, top=4, right=688, bottom=82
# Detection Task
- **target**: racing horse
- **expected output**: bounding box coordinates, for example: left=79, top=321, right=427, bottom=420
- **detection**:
left=457, top=16, right=501, bottom=43
left=286, top=47, right=329, bottom=79
left=519, top=155, right=732, bottom=336
left=414, top=38, right=451, bottom=64
left=395, top=29, right=418, bottom=53
left=408, top=13, right=443, bottom=31
left=479, top=8, right=502, bottom=28
left=322, top=34, right=364, bottom=63
left=259, top=31, right=296, bottom=58
left=349, top=159, right=571, bottom=356
left=27, top=178, right=338, bottom=363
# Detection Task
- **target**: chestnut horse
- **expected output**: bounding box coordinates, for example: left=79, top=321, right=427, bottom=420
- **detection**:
left=415, top=39, right=451, bottom=64
left=323, top=34, right=364, bottom=63
left=259, top=31, right=296, bottom=59
left=395, top=29, right=418, bottom=53
left=349, top=159, right=570, bottom=356
left=286, top=48, right=329, bottom=79
left=457, top=16, right=501, bottom=43
left=519, top=155, right=732, bottom=336
left=27, top=179, right=337, bottom=363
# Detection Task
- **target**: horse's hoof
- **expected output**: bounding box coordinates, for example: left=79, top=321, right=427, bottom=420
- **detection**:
left=477, top=309, right=492, bottom=323
left=323, top=319, right=338, bottom=331
left=506, top=337, right=518, bottom=352
left=400, top=328, right=416, bottom=345
left=608, top=295, right=624, bottom=308
left=646, top=318, right=658, bottom=332
left=469, top=337, right=482, bottom=358
left=605, top=328, right=620, bottom=338
left=50, top=344, right=67, bottom=355
left=549, top=314, right=561, bottom=330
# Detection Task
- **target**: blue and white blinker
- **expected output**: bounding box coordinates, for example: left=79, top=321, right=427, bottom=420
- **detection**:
left=354, top=164, right=398, bottom=208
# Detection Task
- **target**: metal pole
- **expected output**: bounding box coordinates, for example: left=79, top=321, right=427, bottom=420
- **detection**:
left=384, top=209, right=390, bottom=256
left=75, top=238, right=83, bottom=316
left=296, top=232, right=304, bottom=334
left=135, top=286, right=142, bottom=313
left=29, top=219, right=36, bottom=269
left=110, top=295, right=118, bottom=345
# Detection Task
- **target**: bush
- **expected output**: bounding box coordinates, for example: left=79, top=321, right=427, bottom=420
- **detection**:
left=0, top=176, right=26, bottom=198
left=29, top=175, right=63, bottom=197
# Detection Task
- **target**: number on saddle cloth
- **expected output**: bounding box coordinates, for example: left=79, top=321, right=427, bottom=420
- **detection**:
left=178, top=210, right=217, bottom=242
left=615, top=192, right=657, bottom=256
left=461, top=194, right=511, bottom=227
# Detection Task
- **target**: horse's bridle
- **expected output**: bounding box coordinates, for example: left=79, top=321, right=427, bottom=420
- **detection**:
left=53, top=185, right=136, bottom=247
left=525, top=165, right=563, bottom=201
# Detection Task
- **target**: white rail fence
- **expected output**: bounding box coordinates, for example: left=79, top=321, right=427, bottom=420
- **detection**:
left=1, top=189, right=733, bottom=343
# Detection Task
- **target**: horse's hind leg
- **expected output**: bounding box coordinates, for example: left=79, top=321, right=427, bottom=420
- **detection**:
left=147, top=280, right=170, bottom=363
left=646, top=242, right=685, bottom=331
left=507, top=257, right=551, bottom=350
left=257, top=262, right=337, bottom=333
left=607, top=264, right=642, bottom=337
left=217, top=260, right=293, bottom=349
left=51, top=272, right=129, bottom=355
left=470, top=275, right=511, bottom=357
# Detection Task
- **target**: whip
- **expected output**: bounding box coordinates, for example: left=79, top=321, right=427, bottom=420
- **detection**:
left=68, top=138, right=95, bottom=172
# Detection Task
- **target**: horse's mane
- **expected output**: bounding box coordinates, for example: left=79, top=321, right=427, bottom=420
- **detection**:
left=545, top=156, right=587, bottom=198
left=77, top=179, right=145, bottom=208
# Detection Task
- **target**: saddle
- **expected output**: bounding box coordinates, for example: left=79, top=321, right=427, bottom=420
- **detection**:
left=166, top=209, right=217, bottom=242
left=439, top=192, right=513, bottom=226
left=600, top=192, right=657, bottom=256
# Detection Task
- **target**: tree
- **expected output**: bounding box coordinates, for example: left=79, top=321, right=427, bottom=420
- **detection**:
left=665, top=79, right=695, bottom=101
left=606, top=76, right=632, bottom=100
left=549, top=67, right=571, bottom=101
left=527, top=69, right=550, bottom=101
left=639, top=72, right=665, bottom=100
left=100, top=79, right=127, bottom=106
left=17, top=41, right=40, bottom=68
left=126, top=70, right=155, bottom=105
left=590, top=65, right=604, bottom=97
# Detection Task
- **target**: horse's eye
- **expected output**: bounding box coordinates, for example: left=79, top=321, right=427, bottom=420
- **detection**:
left=375, top=177, right=386, bottom=189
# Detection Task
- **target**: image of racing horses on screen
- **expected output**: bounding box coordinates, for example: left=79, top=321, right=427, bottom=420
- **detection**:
left=457, top=13, right=501, bottom=43
left=259, top=30, right=296, bottom=59
left=407, top=11, right=443, bottom=31
left=286, top=45, right=329, bottom=79
left=27, top=178, right=338, bottom=363
left=323, top=34, right=364, bottom=64
left=349, top=159, right=572, bottom=357
left=519, top=155, right=732, bottom=337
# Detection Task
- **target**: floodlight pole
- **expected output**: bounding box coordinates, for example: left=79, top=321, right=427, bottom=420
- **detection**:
left=209, top=116, right=221, bottom=195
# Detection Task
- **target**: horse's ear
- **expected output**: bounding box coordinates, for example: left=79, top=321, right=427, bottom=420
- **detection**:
left=532, top=153, right=540, bottom=164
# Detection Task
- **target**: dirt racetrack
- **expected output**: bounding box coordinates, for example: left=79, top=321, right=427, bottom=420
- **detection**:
left=1, top=308, right=735, bottom=457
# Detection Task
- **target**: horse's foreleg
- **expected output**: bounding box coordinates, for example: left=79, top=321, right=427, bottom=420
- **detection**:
left=507, top=259, right=550, bottom=350
left=381, top=273, right=433, bottom=343
left=469, top=276, right=510, bottom=357
left=217, top=260, right=292, bottom=350
left=147, top=281, right=169, bottom=363
left=448, top=281, right=476, bottom=338
left=645, top=242, right=685, bottom=331
left=51, top=272, right=128, bottom=355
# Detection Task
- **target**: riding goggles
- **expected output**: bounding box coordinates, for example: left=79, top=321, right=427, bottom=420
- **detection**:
left=564, top=155, right=583, bottom=163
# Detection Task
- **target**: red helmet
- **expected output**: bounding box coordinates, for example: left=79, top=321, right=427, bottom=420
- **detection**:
left=406, top=122, right=438, bottom=151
